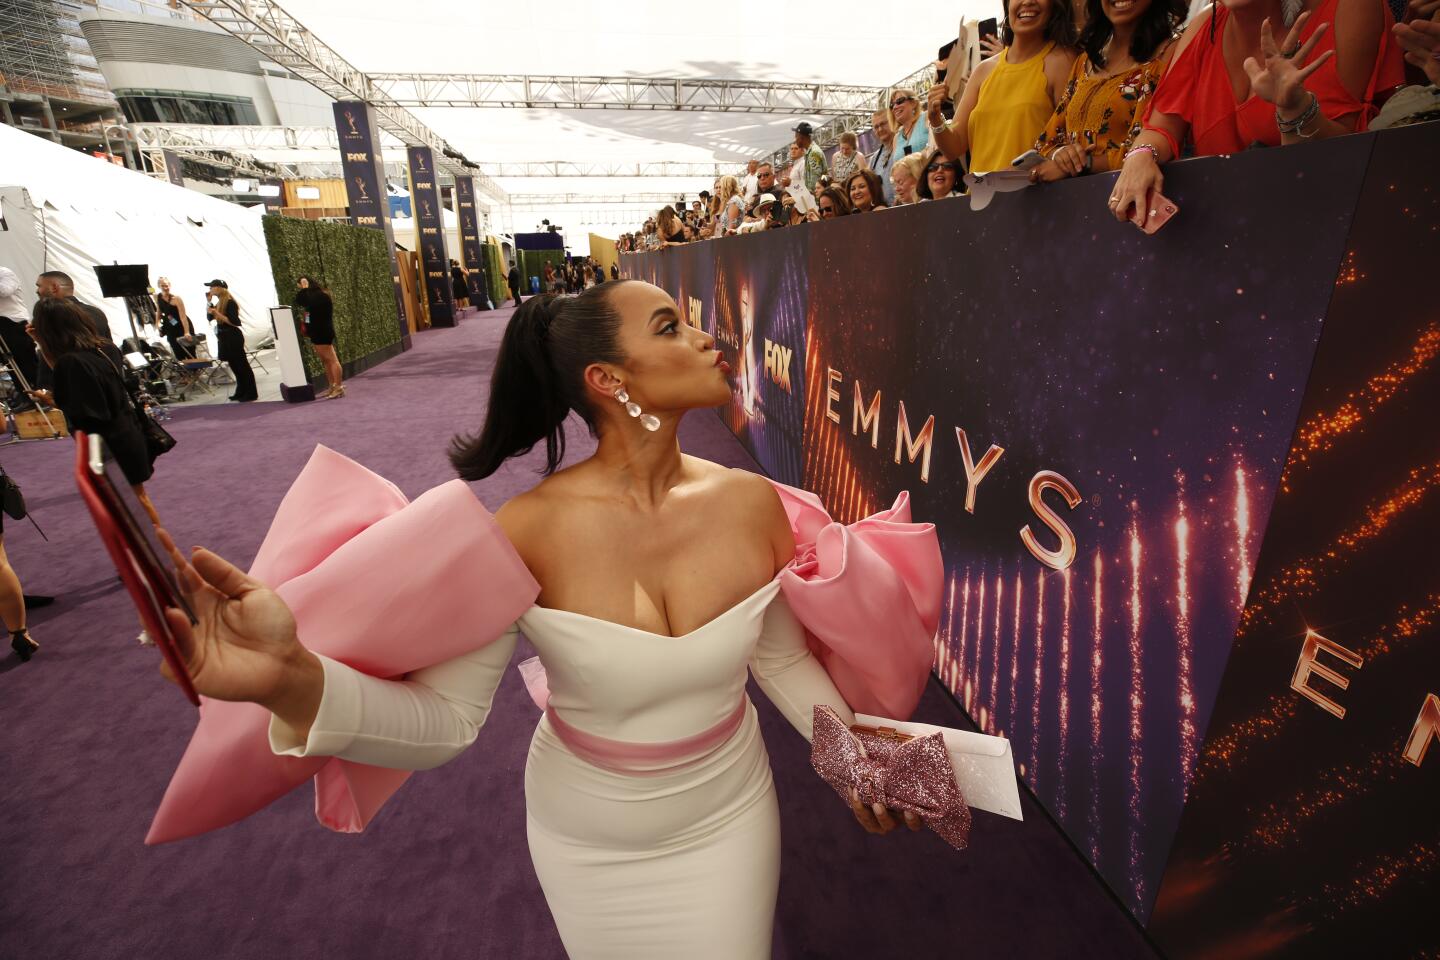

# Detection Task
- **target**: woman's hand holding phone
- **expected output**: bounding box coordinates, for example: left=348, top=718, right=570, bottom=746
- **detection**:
left=156, top=528, right=324, bottom=736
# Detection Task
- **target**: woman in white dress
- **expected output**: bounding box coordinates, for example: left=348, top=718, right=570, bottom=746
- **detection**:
left=153, top=281, right=930, bottom=959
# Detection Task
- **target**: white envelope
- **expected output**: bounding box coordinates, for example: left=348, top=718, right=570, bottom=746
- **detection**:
left=853, top=713, right=1023, bottom=821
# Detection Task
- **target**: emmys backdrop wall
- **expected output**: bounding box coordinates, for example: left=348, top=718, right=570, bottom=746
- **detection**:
left=623, top=124, right=1436, bottom=939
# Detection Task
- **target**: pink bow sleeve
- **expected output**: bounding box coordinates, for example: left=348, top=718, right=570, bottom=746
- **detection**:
left=767, top=480, right=941, bottom=721
left=145, top=445, right=539, bottom=844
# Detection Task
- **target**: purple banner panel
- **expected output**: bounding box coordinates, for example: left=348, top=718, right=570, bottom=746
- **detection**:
left=454, top=176, right=491, bottom=309
left=332, top=100, right=409, bottom=346
left=407, top=145, right=455, bottom=328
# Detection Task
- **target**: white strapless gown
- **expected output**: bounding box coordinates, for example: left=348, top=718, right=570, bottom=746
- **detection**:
left=269, top=579, right=854, bottom=959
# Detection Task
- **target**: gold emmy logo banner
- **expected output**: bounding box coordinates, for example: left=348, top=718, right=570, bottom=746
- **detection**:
left=407, top=145, right=455, bottom=328
left=332, top=100, right=409, bottom=344
left=454, top=176, right=490, bottom=308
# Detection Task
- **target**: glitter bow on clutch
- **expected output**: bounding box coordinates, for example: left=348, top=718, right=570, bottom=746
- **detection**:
left=810, top=705, right=972, bottom=850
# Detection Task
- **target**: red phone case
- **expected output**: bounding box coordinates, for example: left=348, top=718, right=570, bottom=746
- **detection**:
left=74, top=432, right=200, bottom=706
left=1134, top=190, right=1178, bottom=234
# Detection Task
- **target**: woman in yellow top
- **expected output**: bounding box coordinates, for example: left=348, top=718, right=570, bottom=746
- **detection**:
left=928, top=0, right=1078, bottom=174
left=1030, top=0, right=1187, bottom=182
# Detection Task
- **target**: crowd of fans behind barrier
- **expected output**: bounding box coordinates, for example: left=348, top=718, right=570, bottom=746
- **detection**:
left=617, top=0, right=1438, bottom=251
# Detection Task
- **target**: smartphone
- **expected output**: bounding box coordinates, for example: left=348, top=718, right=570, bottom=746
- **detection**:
left=979, top=17, right=999, bottom=43
left=936, top=39, right=958, bottom=82
left=1010, top=149, right=1044, bottom=171
left=74, top=431, right=200, bottom=706
left=1133, top=190, right=1179, bottom=234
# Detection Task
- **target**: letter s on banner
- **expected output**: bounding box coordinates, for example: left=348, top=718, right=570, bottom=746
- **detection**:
left=1020, top=470, right=1082, bottom=570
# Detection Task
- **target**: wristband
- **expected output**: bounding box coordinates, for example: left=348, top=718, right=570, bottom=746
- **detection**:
left=928, top=116, right=948, bottom=132
left=1123, top=144, right=1159, bottom=165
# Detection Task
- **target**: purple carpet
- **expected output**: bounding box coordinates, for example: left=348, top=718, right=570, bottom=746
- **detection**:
left=0, top=302, right=1159, bottom=959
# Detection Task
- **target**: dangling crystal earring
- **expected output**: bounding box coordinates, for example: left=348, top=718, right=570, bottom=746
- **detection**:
left=615, top=387, right=660, bottom=432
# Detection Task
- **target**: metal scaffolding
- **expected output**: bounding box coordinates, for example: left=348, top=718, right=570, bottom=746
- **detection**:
left=174, top=0, right=508, bottom=207
left=475, top=160, right=732, bottom=179
left=366, top=74, right=885, bottom=114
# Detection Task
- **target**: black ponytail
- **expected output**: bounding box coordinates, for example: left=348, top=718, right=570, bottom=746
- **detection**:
left=449, top=283, right=630, bottom=481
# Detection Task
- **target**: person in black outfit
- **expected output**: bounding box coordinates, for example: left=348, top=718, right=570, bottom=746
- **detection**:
left=610, top=263, right=619, bottom=281
left=29, top=297, right=159, bottom=528
left=206, top=280, right=257, bottom=402
left=507, top=263, right=522, bottom=305
left=32, top=271, right=111, bottom=392
left=295, top=276, right=343, bottom=399
left=449, top=260, right=469, bottom=309
left=155, top=277, right=195, bottom=360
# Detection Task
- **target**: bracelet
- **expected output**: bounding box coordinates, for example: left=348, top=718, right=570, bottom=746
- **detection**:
left=1123, top=144, right=1159, bottom=165
left=1276, top=91, right=1320, bottom=134
left=928, top=116, right=948, bottom=132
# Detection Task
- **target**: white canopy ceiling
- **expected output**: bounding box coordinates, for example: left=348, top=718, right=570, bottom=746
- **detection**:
left=273, top=0, right=998, bottom=238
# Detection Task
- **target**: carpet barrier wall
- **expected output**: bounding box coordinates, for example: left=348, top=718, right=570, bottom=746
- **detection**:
left=623, top=121, right=1439, bottom=959
left=262, top=214, right=407, bottom=384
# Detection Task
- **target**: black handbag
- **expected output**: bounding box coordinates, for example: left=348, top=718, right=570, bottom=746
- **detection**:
left=98, top=347, right=177, bottom=462
left=0, top=465, right=25, bottom=520
left=134, top=399, right=177, bottom=461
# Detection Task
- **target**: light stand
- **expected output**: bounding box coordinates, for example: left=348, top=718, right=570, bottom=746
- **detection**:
left=0, top=338, right=62, bottom=444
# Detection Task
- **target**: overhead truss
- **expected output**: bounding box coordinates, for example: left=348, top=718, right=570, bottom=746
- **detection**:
left=507, top=193, right=690, bottom=207
left=174, top=0, right=507, bottom=206
left=476, top=161, right=732, bottom=178
left=367, top=74, right=884, bottom=114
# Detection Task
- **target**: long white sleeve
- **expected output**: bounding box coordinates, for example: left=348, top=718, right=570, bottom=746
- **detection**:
left=749, top=595, right=854, bottom=742
left=268, top=626, right=520, bottom=770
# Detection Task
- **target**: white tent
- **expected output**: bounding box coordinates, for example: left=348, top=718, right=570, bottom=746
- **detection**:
left=0, top=123, right=277, bottom=350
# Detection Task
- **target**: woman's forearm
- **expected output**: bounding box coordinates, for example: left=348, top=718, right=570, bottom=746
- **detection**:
left=260, top=646, right=326, bottom=744
left=932, top=120, right=968, bottom=163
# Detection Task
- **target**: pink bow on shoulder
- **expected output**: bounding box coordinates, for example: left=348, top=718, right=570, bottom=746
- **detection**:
left=768, top=480, right=941, bottom=721
left=811, top=705, right=971, bottom=850
left=146, top=446, right=539, bottom=844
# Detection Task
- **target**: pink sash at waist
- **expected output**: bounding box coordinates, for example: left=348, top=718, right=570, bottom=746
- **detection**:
left=544, top=697, right=750, bottom=777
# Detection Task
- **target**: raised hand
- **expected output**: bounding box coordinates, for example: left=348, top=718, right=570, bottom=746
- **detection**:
left=1393, top=16, right=1440, bottom=85
left=980, top=35, right=1006, bottom=59
left=925, top=84, right=948, bottom=128
left=1243, top=13, right=1335, bottom=113
left=156, top=527, right=310, bottom=708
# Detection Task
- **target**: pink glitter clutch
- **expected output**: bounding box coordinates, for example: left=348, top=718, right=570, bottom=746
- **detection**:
left=810, top=705, right=972, bottom=850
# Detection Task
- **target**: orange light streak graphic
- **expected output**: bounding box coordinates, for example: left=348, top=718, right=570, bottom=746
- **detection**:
left=1089, top=550, right=1104, bottom=863
left=1308, top=842, right=1438, bottom=918
left=991, top=573, right=1004, bottom=731
left=1011, top=572, right=1022, bottom=742
left=1057, top=567, right=1073, bottom=821
left=960, top=573, right=972, bottom=692
left=1241, top=461, right=1440, bottom=632
left=1031, top=569, right=1046, bottom=789
left=1175, top=476, right=1197, bottom=789
left=1284, top=322, right=1440, bottom=490
left=975, top=576, right=987, bottom=721
left=1128, top=515, right=1145, bottom=907
left=1235, top=464, right=1252, bottom=609
left=1234, top=748, right=1409, bottom=854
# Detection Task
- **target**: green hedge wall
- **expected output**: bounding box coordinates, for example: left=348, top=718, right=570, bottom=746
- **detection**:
left=262, top=215, right=403, bottom=380
left=483, top=241, right=508, bottom=305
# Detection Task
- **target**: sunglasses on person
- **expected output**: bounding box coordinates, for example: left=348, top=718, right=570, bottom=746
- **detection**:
left=927, top=161, right=960, bottom=173
left=819, top=203, right=837, bottom=216
left=890, top=96, right=914, bottom=109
